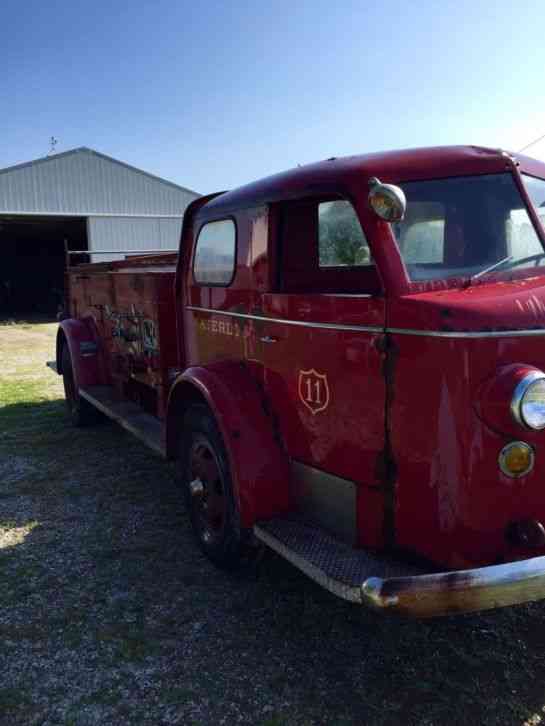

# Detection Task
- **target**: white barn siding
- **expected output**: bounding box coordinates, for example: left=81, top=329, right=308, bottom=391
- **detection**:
left=87, top=216, right=182, bottom=262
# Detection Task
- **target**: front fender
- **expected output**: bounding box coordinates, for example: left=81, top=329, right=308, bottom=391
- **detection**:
left=166, top=361, right=291, bottom=527
left=56, top=317, right=103, bottom=388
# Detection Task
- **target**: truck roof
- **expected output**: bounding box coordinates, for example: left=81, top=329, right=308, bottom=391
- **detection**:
left=204, top=145, right=545, bottom=215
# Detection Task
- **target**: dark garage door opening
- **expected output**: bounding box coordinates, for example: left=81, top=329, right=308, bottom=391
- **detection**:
left=0, top=216, right=88, bottom=316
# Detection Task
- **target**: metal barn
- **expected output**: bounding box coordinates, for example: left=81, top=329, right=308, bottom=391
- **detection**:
left=0, top=147, right=199, bottom=314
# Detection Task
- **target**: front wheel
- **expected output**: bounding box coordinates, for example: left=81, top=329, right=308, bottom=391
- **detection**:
left=178, top=404, right=249, bottom=569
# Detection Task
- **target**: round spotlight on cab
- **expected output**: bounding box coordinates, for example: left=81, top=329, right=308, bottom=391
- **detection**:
left=498, top=441, right=535, bottom=478
left=511, top=371, right=545, bottom=430
left=368, top=177, right=406, bottom=222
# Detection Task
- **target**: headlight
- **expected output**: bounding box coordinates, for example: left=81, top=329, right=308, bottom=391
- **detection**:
left=512, top=371, right=545, bottom=430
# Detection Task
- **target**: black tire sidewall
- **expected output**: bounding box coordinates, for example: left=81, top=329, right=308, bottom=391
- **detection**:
left=61, top=344, right=99, bottom=427
left=179, top=404, right=243, bottom=568
left=61, top=344, right=83, bottom=426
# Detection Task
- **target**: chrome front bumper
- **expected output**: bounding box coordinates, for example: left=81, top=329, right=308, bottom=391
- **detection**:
left=254, top=517, right=545, bottom=617
left=363, top=555, right=545, bottom=617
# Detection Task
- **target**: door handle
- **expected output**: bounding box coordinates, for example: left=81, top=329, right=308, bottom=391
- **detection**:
left=260, top=335, right=279, bottom=344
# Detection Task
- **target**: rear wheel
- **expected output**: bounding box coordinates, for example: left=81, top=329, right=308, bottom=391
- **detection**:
left=61, top=344, right=100, bottom=427
left=179, top=404, right=249, bottom=568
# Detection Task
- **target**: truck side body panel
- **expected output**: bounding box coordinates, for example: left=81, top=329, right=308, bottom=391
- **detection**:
left=66, top=255, right=178, bottom=418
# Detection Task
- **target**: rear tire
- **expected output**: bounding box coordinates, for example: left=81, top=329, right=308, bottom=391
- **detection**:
left=61, top=344, right=100, bottom=427
left=178, top=404, right=249, bottom=569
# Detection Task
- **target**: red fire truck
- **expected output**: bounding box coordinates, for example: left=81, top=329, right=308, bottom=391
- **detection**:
left=48, top=146, right=545, bottom=617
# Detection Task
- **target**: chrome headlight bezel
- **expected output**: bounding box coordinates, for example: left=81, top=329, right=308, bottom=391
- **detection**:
left=511, top=371, right=545, bottom=430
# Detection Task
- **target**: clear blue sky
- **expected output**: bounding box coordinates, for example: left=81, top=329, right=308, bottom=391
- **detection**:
left=3, top=0, right=545, bottom=193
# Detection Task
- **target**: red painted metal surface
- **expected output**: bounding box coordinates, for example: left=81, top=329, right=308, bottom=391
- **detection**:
left=56, top=317, right=102, bottom=388
left=65, top=254, right=178, bottom=418
left=388, top=276, right=545, bottom=333
left=390, top=332, right=545, bottom=568
left=63, top=145, right=545, bottom=572
left=259, top=292, right=387, bottom=547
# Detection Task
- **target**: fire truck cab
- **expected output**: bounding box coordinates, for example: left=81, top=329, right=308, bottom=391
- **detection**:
left=51, top=146, right=545, bottom=616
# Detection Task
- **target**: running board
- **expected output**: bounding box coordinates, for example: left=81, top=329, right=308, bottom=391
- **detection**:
left=254, top=516, right=425, bottom=605
left=79, top=385, right=166, bottom=457
left=46, top=360, right=58, bottom=373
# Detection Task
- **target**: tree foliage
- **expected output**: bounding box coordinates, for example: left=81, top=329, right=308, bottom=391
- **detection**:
left=318, top=201, right=371, bottom=266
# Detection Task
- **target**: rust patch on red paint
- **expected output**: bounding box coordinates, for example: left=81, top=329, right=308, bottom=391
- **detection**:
left=374, top=333, right=398, bottom=549
left=380, top=569, right=478, bottom=599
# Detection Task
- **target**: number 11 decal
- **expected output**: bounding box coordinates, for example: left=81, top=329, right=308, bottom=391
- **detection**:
left=298, top=369, right=331, bottom=415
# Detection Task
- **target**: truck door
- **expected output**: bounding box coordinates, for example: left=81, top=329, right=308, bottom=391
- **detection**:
left=259, top=197, right=387, bottom=546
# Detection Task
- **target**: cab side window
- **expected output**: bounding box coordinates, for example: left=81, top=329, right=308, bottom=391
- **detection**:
left=277, top=198, right=381, bottom=294
left=318, top=200, right=373, bottom=267
left=194, top=219, right=236, bottom=286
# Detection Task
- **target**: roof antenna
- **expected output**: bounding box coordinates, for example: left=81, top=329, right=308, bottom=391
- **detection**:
left=518, top=131, right=545, bottom=154
left=48, top=136, right=58, bottom=156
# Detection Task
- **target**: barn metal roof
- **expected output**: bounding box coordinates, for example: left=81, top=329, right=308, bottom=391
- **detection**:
left=0, top=147, right=199, bottom=217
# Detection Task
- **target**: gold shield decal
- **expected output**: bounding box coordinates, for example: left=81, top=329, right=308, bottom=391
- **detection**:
left=298, top=369, right=330, bottom=415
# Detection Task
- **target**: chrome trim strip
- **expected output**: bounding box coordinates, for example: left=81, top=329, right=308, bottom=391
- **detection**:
left=388, top=327, right=545, bottom=339
left=186, top=306, right=383, bottom=333
left=187, top=306, right=545, bottom=339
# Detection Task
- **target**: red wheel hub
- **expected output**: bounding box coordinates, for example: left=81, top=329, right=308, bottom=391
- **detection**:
left=188, top=436, right=226, bottom=544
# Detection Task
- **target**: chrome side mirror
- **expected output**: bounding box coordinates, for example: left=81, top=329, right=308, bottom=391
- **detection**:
left=368, top=177, right=406, bottom=222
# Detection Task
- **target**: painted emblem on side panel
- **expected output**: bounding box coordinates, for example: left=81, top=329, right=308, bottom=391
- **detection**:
left=298, top=369, right=330, bottom=415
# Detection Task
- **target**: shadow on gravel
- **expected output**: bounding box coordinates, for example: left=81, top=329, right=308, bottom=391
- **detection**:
left=1, top=399, right=545, bottom=725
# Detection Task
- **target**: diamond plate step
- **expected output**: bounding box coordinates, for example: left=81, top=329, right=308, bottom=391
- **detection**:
left=254, top=515, right=426, bottom=604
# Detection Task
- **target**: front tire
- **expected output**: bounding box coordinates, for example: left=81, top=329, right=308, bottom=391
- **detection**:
left=61, top=344, right=100, bottom=427
left=179, top=404, right=247, bottom=569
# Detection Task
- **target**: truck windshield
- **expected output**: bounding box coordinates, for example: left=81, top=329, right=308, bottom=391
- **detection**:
left=391, top=173, right=545, bottom=282
left=523, top=173, right=545, bottom=219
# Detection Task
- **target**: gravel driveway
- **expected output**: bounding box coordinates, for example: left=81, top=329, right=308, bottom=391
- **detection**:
left=2, top=320, right=545, bottom=726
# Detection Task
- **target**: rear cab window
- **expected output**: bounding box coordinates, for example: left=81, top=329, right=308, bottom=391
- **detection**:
left=194, top=219, right=236, bottom=286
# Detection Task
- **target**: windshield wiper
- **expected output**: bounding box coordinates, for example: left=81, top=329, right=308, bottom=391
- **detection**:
left=471, top=256, right=513, bottom=280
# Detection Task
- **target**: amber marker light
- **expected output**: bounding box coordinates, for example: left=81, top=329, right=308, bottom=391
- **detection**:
left=498, top=441, right=535, bottom=478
